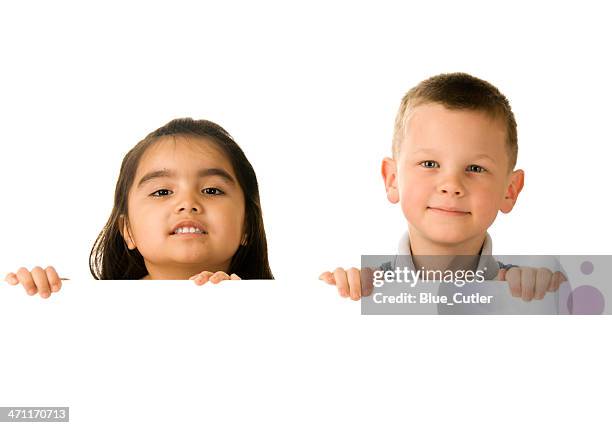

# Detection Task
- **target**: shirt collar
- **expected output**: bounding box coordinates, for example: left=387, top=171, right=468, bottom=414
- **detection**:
left=396, top=231, right=499, bottom=280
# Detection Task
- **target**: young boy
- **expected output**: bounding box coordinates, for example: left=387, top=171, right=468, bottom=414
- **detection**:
left=320, top=72, right=565, bottom=301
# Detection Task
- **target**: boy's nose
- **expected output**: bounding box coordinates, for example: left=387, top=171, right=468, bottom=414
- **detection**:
left=437, top=179, right=465, bottom=197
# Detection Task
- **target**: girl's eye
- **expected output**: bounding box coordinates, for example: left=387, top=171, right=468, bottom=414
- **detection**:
left=202, top=187, right=224, bottom=195
left=149, top=188, right=224, bottom=197
left=420, top=160, right=439, bottom=168
left=151, top=189, right=172, bottom=197
left=466, top=164, right=487, bottom=173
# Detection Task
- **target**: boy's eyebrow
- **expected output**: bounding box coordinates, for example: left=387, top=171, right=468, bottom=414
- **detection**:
left=136, top=168, right=236, bottom=188
left=410, top=148, right=435, bottom=155
left=410, top=149, right=497, bottom=162
left=471, top=153, right=497, bottom=162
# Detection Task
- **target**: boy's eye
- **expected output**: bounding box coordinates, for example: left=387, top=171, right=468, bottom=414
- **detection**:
left=466, top=165, right=487, bottom=173
left=420, top=160, right=439, bottom=168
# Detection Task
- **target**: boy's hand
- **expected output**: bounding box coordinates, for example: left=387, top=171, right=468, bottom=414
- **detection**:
left=319, top=268, right=375, bottom=301
left=322, top=266, right=568, bottom=303
left=498, top=267, right=566, bottom=301
left=4, top=266, right=64, bottom=298
left=190, top=271, right=241, bottom=285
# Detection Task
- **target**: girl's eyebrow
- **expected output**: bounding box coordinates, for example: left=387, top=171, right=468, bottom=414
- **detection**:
left=136, top=168, right=236, bottom=188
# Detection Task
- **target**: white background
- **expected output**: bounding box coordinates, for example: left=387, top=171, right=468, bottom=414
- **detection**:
left=1, top=1, right=611, bottom=427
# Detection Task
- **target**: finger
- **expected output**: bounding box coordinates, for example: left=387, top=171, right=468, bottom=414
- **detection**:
left=16, top=267, right=38, bottom=296
left=505, top=267, right=522, bottom=298
left=229, top=274, right=241, bottom=280
left=497, top=268, right=507, bottom=281
left=45, top=266, right=62, bottom=293
left=31, top=266, right=52, bottom=298
left=4, top=272, right=18, bottom=286
left=193, top=271, right=213, bottom=286
left=210, top=271, right=230, bottom=284
left=534, top=268, right=552, bottom=300
left=346, top=267, right=361, bottom=301
left=361, top=267, right=375, bottom=297
left=521, top=268, right=536, bottom=302
left=333, top=268, right=349, bottom=298
left=549, top=271, right=566, bottom=292
left=318, top=271, right=335, bottom=285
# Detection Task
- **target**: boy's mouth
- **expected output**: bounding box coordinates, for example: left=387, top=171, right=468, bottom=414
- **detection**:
left=427, top=206, right=471, bottom=216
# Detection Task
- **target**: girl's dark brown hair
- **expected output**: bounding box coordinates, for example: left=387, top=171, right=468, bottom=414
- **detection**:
left=89, top=118, right=274, bottom=280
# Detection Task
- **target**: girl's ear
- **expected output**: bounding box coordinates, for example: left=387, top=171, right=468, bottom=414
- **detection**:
left=500, top=169, right=525, bottom=214
left=119, top=214, right=137, bottom=250
left=382, top=157, right=400, bottom=204
left=240, top=233, right=248, bottom=246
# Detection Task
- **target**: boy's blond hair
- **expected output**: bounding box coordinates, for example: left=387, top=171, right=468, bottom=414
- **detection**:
left=392, top=72, right=518, bottom=170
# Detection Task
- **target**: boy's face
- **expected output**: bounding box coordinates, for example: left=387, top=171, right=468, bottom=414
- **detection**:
left=383, top=103, right=524, bottom=250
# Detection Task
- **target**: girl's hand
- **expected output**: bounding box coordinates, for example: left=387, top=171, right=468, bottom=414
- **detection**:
left=4, top=266, right=64, bottom=298
left=190, top=271, right=241, bottom=285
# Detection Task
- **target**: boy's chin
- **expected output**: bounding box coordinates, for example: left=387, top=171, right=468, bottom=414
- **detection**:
left=413, top=227, right=483, bottom=248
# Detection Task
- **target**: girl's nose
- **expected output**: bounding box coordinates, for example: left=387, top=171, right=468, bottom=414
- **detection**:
left=178, top=205, right=200, bottom=213
left=176, top=192, right=204, bottom=213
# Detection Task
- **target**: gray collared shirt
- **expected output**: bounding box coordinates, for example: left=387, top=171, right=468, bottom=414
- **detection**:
left=384, top=232, right=501, bottom=280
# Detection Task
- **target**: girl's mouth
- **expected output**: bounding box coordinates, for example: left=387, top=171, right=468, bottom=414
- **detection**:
left=171, top=227, right=208, bottom=236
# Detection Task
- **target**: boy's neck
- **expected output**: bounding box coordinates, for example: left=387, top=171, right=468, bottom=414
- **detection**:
left=407, top=227, right=487, bottom=272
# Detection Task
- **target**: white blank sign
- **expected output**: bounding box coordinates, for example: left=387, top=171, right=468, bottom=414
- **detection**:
left=0, top=280, right=604, bottom=427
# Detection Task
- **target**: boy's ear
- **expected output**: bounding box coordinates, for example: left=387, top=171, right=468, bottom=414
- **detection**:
left=382, top=157, right=400, bottom=204
left=500, top=169, right=525, bottom=214
left=119, top=214, right=136, bottom=250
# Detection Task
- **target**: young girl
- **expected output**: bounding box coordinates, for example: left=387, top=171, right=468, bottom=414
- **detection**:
left=5, top=118, right=274, bottom=297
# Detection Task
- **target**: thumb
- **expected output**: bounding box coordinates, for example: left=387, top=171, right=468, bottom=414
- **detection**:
left=318, top=271, right=335, bottom=284
left=4, top=272, right=18, bottom=285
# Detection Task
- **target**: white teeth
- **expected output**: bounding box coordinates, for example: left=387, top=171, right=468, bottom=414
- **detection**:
left=173, top=227, right=204, bottom=234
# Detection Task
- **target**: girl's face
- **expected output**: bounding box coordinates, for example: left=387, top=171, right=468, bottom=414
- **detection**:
left=121, top=135, right=246, bottom=279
